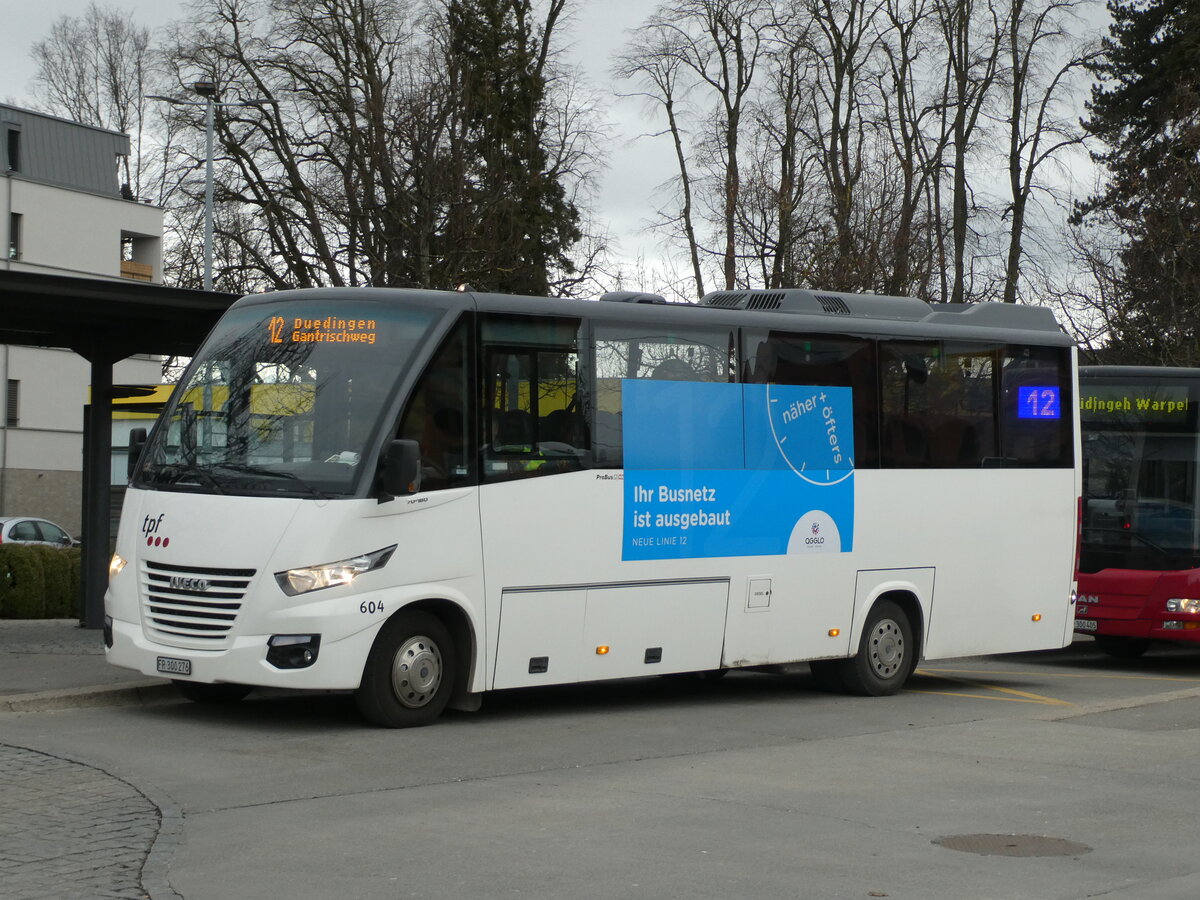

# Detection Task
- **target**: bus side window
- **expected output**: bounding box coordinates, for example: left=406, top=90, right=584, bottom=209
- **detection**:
left=1000, top=345, right=1073, bottom=467
left=591, top=324, right=734, bottom=468
left=879, top=341, right=999, bottom=468
left=479, top=314, right=586, bottom=483
left=879, top=342, right=932, bottom=467
left=742, top=331, right=879, bottom=468
left=397, top=321, right=472, bottom=491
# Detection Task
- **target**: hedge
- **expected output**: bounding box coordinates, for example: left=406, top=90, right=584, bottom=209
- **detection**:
left=0, top=544, right=82, bottom=619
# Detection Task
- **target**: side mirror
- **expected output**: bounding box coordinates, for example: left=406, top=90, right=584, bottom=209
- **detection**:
left=380, top=439, right=421, bottom=497
left=127, top=427, right=148, bottom=479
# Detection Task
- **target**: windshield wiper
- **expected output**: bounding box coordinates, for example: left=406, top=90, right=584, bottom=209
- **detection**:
left=1086, top=526, right=1173, bottom=558
left=150, top=462, right=227, bottom=494
left=213, top=463, right=329, bottom=499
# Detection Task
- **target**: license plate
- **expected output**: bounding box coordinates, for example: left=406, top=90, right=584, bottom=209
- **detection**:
left=1075, top=619, right=1098, bottom=633
left=156, top=656, right=192, bottom=676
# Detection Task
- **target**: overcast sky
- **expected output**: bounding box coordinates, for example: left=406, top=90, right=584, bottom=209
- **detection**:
left=0, top=0, right=677, bottom=274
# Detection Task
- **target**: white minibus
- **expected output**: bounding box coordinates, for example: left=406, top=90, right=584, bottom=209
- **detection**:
left=105, top=287, right=1080, bottom=726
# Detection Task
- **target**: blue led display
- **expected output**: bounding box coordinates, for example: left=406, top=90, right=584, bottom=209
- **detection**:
left=1018, top=386, right=1061, bottom=419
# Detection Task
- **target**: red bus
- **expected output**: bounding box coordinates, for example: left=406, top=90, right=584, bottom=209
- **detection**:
left=1077, top=366, right=1200, bottom=656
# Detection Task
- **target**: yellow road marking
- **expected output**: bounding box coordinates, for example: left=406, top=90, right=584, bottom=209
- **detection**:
left=910, top=669, right=1074, bottom=706
left=921, top=665, right=1200, bottom=684
left=907, top=689, right=1064, bottom=704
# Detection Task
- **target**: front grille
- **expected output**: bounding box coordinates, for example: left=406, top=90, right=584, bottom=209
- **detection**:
left=141, top=560, right=256, bottom=647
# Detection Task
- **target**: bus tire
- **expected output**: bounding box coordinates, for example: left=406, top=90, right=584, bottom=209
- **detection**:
left=837, top=600, right=914, bottom=696
left=1094, top=635, right=1151, bottom=659
left=174, top=680, right=253, bottom=704
left=356, top=610, right=455, bottom=728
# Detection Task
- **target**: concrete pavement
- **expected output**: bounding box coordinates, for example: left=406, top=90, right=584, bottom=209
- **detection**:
left=0, top=618, right=171, bottom=713
left=5, top=622, right=1200, bottom=900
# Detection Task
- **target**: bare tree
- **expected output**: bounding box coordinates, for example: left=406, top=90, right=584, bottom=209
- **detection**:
left=796, top=0, right=886, bottom=291
left=616, top=0, right=1106, bottom=310
left=31, top=2, right=154, bottom=196
left=876, top=0, right=948, bottom=298
left=150, top=0, right=604, bottom=293
left=1038, top=215, right=1127, bottom=360
left=158, top=0, right=378, bottom=289
left=616, top=26, right=708, bottom=297
left=619, top=0, right=773, bottom=294
left=934, top=0, right=1002, bottom=303
left=998, top=0, right=1097, bottom=303
left=754, top=20, right=814, bottom=289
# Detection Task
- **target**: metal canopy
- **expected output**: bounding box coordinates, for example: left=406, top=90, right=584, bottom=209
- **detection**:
left=0, top=269, right=240, bottom=628
left=0, top=269, right=237, bottom=360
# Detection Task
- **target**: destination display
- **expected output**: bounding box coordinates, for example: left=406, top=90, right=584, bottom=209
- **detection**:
left=267, top=314, right=378, bottom=345
left=1079, top=384, right=1192, bottom=423
left=1017, top=385, right=1061, bottom=419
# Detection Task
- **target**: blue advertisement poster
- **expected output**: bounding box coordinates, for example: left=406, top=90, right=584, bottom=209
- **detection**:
left=622, top=380, right=855, bottom=561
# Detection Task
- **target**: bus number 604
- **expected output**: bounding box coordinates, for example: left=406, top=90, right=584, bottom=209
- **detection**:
left=360, top=600, right=385, bottom=615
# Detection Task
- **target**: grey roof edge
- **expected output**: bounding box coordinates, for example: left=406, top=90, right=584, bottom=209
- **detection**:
left=698, top=287, right=1067, bottom=335
left=925, top=300, right=1063, bottom=333
left=230, top=285, right=1075, bottom=344
left=0, top=101, right=133, bottom=142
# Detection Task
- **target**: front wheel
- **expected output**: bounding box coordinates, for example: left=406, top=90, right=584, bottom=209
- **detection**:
left=837, top=600, right=915, bottom=696
left=356, top=610, right=455, bottom=728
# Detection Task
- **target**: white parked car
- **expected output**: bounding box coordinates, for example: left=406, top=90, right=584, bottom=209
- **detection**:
left=0, top=516, right=79, bottom=548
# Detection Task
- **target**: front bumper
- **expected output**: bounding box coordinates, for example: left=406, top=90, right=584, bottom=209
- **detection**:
left=104, top=615, right=383, bottom=690
left=1074, top=616, right=1200, bottom=643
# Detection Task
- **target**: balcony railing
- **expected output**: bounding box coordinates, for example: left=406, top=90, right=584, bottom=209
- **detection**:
left=120, top=260, right=153, bottom=282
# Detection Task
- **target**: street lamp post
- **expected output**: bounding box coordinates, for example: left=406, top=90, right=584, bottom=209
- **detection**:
left=146, top=82, right=275, bottom=291
left=195, top=81, right=217, bottom=292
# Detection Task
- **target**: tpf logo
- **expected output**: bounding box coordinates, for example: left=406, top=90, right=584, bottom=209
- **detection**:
left=142, top=514, right=171, bottom=548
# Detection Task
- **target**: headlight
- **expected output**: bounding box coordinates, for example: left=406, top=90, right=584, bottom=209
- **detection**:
left=274, top=545, right=396, bottom=597
left=109, top=554, right=127, bottom=581
left=1166, top=598, right=1200, bottom=614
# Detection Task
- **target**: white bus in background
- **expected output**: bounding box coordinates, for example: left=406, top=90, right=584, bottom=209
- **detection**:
left=104, top=286, right=1081, bottom=727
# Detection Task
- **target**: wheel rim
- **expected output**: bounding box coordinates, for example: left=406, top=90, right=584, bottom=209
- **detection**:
left=868, top=618, right=905, bottom=680
left=390, top=634, right=443, bottom=709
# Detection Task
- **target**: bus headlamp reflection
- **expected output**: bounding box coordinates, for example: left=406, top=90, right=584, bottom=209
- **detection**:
left=275, top=545, right=397, bottom=597
left=1166, top=598, right=1200, bottom=614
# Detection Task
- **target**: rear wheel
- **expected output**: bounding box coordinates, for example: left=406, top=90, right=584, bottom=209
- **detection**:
left=837, top=600, right=915, bottom=696
left=356, top=610, right=455, bottom=728
left=173, top=681, right=253, bottom=704
left=1094, top=635, right=1151, bottom=659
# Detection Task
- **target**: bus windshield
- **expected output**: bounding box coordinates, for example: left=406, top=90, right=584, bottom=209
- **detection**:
left=1080, top=374, right=1200, bottom=572
left=134, top=299, right=442, bottom=498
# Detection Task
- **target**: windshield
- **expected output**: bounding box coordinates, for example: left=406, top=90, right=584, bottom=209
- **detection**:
left=134, top=298, right=442, bottom=498
left=1080, top=375, right=1200, bottom=572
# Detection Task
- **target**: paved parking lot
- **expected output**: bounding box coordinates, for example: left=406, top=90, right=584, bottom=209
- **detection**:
left=0, top=743, right=163, bottom=900
left=3, top=639, right=1200, bottom=900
